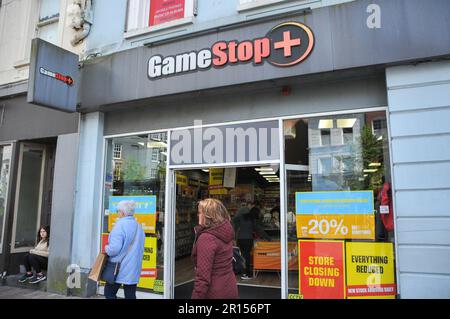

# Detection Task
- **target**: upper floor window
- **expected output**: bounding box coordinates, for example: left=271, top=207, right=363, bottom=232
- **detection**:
left=238, top=0, right=287, bottom=11
left=126, top=0, right=196, bottom=33
left=37, top=0, right=60, bottom=45
left=113, top=144, right=123, bottom=160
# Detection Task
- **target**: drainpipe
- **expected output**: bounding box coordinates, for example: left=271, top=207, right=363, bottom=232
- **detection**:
left=71, top=20, right=91, bottom=46
left=70, top=0, right=93, bottom=46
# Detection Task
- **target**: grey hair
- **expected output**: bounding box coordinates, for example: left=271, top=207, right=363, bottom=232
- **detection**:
left=117, top=200, right=136, bottom=216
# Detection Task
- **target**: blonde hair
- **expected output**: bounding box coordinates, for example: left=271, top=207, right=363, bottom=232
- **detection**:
left=198, top=198, right=230, bottom=228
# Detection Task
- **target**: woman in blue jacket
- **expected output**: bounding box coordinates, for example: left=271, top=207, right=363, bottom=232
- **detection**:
left=105, top=200, right=145, bottom=299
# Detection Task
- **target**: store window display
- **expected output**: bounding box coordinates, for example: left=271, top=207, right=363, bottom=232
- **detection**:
left=102, top=133, right=168, bottom=295
left=284, top=111, right=397, bottom=299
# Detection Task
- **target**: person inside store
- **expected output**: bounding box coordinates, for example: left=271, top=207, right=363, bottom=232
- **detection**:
left=270, top=206, right=280, bottom=229
left=375, top=176, right=395, bottom=242
left=233, top=200, right=271, bottom=280
left=18, top=225, right=50, bottom=284
left=104, top=200, right=145, bottom=299
left=191, top=198, right=238, bottom=299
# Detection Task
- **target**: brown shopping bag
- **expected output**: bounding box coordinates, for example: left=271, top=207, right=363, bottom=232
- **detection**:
left=88, top=252, right=108, bottom=282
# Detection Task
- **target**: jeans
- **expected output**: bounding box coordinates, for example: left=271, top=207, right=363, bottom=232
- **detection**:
left=237, top=239, right=254, bottom=276
left=104, top=283, right=137, bottom=299
left=24, top=253, right=48, bottom=273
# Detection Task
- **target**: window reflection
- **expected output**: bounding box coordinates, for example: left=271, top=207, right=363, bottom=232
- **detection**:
left=285, top=112, right=396, bottom=299
left=103, top=132, right=167, bottom=294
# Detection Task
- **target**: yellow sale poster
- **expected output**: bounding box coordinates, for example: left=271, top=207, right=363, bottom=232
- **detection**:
left=345, top=242, right=396, bottom=299
left=295, top=191, right=375, bottom=240
left=108, top=195, right=157, bottom=233
left=296, top=214, right=375, bottom=240
left=176, top=172, right=188, bottom=186
left=108, top=213, right=156, bottom=234
left=137, top=237, right=158, bottom=289
left=209, top=168, right=228, bottom=195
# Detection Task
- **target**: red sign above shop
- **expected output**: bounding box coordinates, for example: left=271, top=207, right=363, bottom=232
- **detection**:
left=149, top=0, right=185, bottom=26
left=299, top=240, right=346, bottom=299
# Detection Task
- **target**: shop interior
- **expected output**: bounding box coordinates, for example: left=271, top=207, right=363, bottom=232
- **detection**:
left=174, top=165, right=286, bottom=299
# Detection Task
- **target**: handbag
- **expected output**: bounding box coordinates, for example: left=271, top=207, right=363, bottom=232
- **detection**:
left=88, top=252, right=108, bottom=282
left=99, top=223, right=140, bottom=284
left=232, top=246, right=246, bottom=275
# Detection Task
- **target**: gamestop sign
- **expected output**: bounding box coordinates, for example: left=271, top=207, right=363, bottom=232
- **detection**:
left=148, top=22, right=314, bottom=80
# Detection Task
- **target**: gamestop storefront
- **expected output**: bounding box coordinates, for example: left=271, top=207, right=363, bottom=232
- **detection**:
left=75, top=0, right=450, bottom=299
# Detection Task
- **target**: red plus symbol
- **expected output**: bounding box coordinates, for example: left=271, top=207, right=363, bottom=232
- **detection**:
left=274, top=31, right=301, bottom=57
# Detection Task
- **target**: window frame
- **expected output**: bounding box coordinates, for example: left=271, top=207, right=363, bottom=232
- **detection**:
left=0, top=143, right=13, bottom=255
left=100, top=132, right=169, bottom=297
left=10, top=143, right=47, bottom=253
left=113, top=144, right=123, bottom=160
left=124, top=0, right=196, bottom=39
left=100, top=106, right=393, bottom=299
left=238, top=0, right=291, bottom=12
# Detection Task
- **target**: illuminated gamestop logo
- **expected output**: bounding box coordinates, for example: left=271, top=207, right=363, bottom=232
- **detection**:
left=39, top=67, right=74, bottom=86
left=148, top=22, right=315, bottom=80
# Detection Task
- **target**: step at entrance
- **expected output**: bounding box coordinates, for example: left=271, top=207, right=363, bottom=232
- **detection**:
left=1, top=274, right=47, bottom=292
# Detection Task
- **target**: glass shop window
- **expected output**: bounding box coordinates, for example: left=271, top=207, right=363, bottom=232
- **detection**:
left=284, top=111, right=397, bottom=299
left=102, top=132, right=168, bottom=295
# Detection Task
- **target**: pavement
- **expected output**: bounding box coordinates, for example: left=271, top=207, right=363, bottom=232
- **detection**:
left=0, top=285, right=87, bottom=299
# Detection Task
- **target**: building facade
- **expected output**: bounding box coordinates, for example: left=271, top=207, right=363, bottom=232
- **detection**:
left=0, top=0, right=90, bottom=294
left=1, top=0, right=450, bottom=299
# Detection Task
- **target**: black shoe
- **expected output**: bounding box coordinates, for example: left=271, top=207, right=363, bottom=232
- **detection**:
left=29, top=273, right=46, bottom=284
left=18, top=273, right=34, bottom=283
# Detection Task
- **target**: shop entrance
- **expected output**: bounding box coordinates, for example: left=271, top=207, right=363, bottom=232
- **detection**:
left=173, top=165, right=282, bottom=299
left=1, top=140, right=56, bottom=277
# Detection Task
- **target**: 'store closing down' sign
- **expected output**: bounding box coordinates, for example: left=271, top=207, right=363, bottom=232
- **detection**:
left=298, top=240, right=346, bottom=299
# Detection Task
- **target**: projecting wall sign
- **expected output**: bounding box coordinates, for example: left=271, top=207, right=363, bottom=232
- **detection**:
left=148, top=22, right=315, bottom=80
left=27, top=38, right=79, bottom=113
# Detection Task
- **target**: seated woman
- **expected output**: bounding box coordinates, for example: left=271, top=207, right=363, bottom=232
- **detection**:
left=18, top=226, right=50, bottom=284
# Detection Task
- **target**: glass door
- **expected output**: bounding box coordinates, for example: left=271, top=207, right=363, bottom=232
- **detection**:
left=11, top=143, right=46, bottom=253
left=0, top=144, right=12, bottom=254
left=173, top=165, right=282, bottom=299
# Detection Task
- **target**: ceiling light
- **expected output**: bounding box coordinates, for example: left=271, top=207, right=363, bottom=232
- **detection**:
left=202, top=169, right=209, bottom=173
left=337, top=118, right=357, bottom=128
left=259, top=171, right=277, bottom=175
left=363, top=169, right=378, bottom=173
left=318, top=119, right=333, bottom=129
left=255, top=167, right=274, bottom=172
left=147, top=141, right=167, bottom=148
left=369, top=162, right=381, bottom=167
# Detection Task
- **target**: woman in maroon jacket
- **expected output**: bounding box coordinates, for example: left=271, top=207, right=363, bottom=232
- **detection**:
left=191, top=198, right=239, bottom=299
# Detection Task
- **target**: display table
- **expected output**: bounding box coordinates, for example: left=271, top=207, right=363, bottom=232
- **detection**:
left=252, top=241, right=298, bottom=277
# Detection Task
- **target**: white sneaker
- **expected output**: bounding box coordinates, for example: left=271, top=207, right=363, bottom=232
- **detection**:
left=30, top=273, right=46, bottom=284
left=240, top=274, right=253, bottom=280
